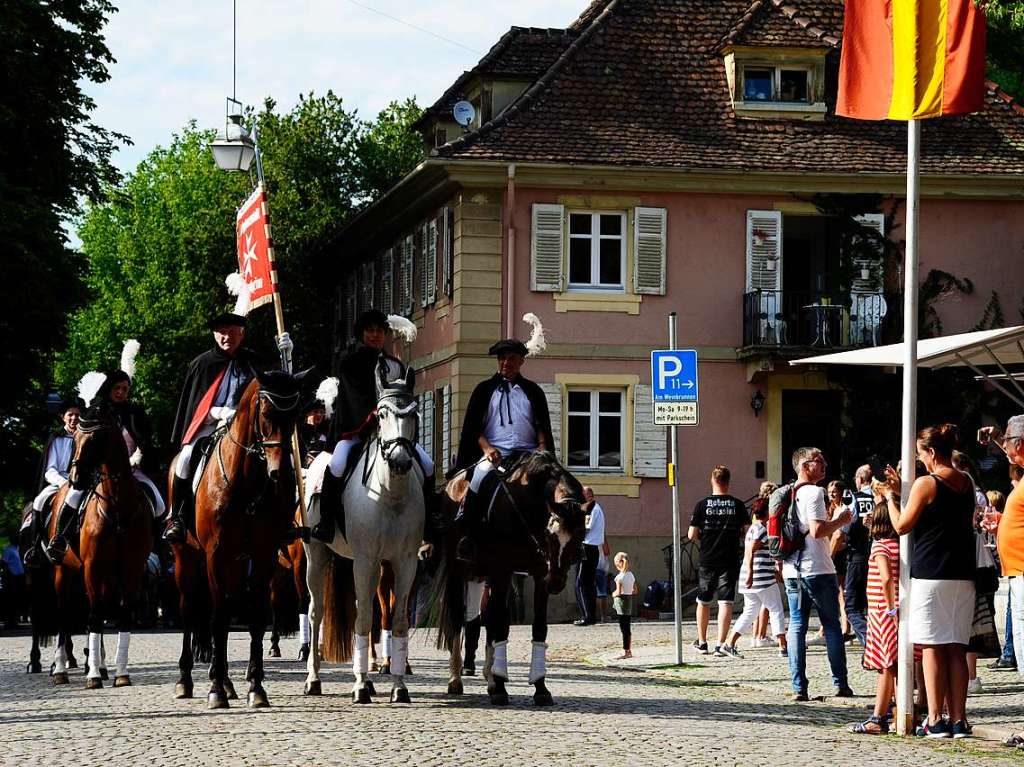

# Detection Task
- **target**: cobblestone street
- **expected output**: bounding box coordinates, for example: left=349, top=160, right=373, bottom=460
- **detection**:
left=1, top=620, right=1022, bottom=766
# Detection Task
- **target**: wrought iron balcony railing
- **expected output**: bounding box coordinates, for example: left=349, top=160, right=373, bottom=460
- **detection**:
left=742, top=290, right=901, bottom=350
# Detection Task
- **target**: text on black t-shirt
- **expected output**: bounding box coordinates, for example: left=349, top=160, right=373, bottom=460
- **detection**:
left=690, top=495, right=748, bottom=569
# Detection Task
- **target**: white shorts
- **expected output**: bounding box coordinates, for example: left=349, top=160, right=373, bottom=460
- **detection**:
left=909, top=578, right=975, bottom=645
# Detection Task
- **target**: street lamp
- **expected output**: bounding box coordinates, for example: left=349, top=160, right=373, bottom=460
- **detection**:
left=211, top=97, right=257, bottom=172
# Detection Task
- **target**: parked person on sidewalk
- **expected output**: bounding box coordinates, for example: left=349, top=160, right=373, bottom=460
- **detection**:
left=612, top=551, right=638, bottom=659
left=575, top=487, right=605, bottom=626
left=846, top=465, right=876, bottom=646
left=885, top=424, right=975, bottom=739
left=721, top=494, right=787, bottom=658
left=851, top=501, right=902, bottom=734
left=688, top=465, right=747, bottom=654
left=781, top=447, right=854, bottom=702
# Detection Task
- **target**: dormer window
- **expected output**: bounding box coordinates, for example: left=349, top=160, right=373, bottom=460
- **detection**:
left=724, top=47, right=827, bottom=120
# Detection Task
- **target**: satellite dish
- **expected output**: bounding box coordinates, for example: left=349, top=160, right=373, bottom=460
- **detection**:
left=453, top=100, right=476, bottom=128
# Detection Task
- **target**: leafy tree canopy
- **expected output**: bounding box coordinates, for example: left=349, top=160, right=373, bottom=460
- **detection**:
left=985, top=1, right=1024, bottom=100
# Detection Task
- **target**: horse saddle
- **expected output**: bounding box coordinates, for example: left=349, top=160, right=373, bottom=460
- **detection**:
left=189, top=435, right=217, bottom=495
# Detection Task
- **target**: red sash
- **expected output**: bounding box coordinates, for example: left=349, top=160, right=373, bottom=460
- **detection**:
left=182, top=368, right=227, bottom=445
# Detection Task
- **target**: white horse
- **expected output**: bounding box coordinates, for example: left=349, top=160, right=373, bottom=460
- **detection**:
left=303, top=358, right=425, bottom=703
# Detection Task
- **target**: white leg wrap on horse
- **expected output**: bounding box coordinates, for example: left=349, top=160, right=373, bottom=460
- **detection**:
left=469, top=461, right=495, bottom=493
left=491, top=640, right=509, bottom=680
left=299, top=613, right=311, bottom=644
left=115, top=631, right=130, bottom=676
left=53, top=644, right=67, bottom=674
left=353, top=634, right=370, bottom=676
left=390, top=635, right=408, bottom=677
left=465, top=581, right=485, bottom=622
left=87, top=632, right=102, bottom=678
left=528, top=641, right=548, bottom=684
left=382, top=629, right=392, bottom=657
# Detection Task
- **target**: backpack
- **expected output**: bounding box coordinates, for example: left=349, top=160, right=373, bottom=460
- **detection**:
left=766, top=481, right=810, bottom=561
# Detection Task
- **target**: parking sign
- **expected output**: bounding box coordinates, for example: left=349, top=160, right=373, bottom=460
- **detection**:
left=651, top=349, right=698, bottom=425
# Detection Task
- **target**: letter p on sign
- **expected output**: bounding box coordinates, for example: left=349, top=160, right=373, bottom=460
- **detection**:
left=658, top=356, right=683, bottom=390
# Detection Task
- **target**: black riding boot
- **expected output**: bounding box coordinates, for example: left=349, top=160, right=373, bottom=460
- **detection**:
left=23, top=506, right=46, bottom=567
left=163, top=475, right=193, bottom=544
left=312, top=470, right=343, bottom=543
left=455, top=489, right=482, bottom=564
left=463, top=616, right=481, bottom=675
left=44, top=501, right=79, bottom=565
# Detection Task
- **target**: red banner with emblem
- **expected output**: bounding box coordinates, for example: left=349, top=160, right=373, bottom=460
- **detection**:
left=236, top=184, right=276, bottom=310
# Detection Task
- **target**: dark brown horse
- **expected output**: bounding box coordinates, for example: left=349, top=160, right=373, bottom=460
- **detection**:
left=432, top=451, right=586, bottom=706
left=269, top=511, right=308, bottom=660
left=50, top=405, right=152, bottom=688
left=174, top=369, right=309, bottom=709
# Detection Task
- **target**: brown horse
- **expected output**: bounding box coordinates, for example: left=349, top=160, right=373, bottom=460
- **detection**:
left=175, top=369, right=309, bottom=709
left=269, top=514, right=307, bottom=660
left=50, top=405, right=153, bottom=688
left=372, top=562, right=414, bottom=676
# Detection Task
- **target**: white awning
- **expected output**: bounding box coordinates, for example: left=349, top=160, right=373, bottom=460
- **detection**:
left=790, top=325, right=1024, bottom=406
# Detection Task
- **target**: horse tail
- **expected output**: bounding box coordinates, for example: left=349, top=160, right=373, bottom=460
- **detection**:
left=428, top=551, right=465, bottom=653
left=320, top=553, right=356, bottom=663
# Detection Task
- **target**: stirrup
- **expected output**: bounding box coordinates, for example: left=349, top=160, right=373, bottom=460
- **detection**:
left=163, top=518, right=185, bottom=543
left=44, top=538, right=68, bottom=566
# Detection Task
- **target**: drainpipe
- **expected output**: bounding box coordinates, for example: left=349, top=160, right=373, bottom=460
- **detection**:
left=505, top=163, right=517, bottom=337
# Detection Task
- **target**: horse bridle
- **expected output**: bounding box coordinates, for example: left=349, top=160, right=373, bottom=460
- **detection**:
left=375, top=393, right=418, bottom=464
left=223, top=389, right=298, bottom=463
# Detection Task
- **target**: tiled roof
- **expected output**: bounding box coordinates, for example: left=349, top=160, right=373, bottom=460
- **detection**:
left=416, top=26, right=577, bottom=127
left=434, top=0, right=1024, bottom=176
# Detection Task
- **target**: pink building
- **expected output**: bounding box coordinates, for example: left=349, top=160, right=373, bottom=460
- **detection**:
left=330, top=0, right=1024, bottom=615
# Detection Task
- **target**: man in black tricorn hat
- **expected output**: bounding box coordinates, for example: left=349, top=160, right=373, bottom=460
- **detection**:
left=164, top=309, right=261, bottom=542
left=452, top=335, right=553, bottom=563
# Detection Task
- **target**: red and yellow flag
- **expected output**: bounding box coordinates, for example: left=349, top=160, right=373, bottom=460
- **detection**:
left=837, top=0, right=987, bottom=120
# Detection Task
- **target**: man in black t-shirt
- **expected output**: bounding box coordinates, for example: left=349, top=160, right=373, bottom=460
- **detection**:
left=687, top=465, right=748, bottom=655
left=845, top=464, right=875, bottom=646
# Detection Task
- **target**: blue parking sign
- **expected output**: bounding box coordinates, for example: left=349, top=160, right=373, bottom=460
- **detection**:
left=651, top=350, right=699, bottom=425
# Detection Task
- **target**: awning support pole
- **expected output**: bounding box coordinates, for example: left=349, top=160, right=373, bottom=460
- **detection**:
left=954, top=352, right=1024, bottom=409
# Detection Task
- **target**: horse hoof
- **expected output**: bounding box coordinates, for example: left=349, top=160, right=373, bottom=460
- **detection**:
left=446, top=679, right=464, bottom=696
left=390, top=687, right=411, bottom=704
left=67, top=655, right=78, bottom=669
left=114, top=675, right=131, bottom=688
left=51, top=672, right=69, bottom=686
left=208, top=691, right=229, bottom=709
left=366, top=680, right=377, bottom=696
left=353, top=688, right=372, bottom=705
left=298, top=644, right=310, bottom=663
left=175, top=683, right=194, bottom=699
left=224, top=679, right=238, bottom=700
left=269, top=647, right=281, bottom=658
left=304, top=680, right=322, bottom=696
left=26, top=661, right=42, bottom=674
left=379, top=663, right=391, bottom=676
left=85, top=677, right=103, bottom=690
left=247, top=690, right=270, bottom=708
left=534, top=690, right=554, bottom=707
left=489, top=691, right=509, bottom=706
left=99, top=668, right=109, bottom=681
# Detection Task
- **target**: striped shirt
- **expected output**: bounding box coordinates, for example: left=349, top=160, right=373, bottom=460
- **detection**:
left=864, top=538, right=900, bottom=670
left=739, top=522, right=777, bottom=593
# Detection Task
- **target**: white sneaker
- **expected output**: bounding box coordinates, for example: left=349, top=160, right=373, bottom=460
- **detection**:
left=806, top=635, right=827, bottom=647
left=967, top=677, right=983, bottom=695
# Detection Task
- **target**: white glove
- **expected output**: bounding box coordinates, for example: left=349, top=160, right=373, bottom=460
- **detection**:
left=276, top=332, right=294, bottom=354
left=209, top=406, right=236, bottom=424
left=129, top=448, right=144, bottom=468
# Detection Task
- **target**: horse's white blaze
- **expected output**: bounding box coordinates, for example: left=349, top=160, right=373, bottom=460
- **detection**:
left=353, top=634, right=370, bottom=675
left=87, top=632, right=102, bottom=679
left=492, top=640, right=509, bottom=680
left=528, top=641, right=548, bottom=684
left=114, top=631, right=130, bottom=676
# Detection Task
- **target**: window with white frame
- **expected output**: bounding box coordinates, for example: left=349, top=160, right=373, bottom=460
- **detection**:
left=741, top=64, right=811, bottom=103
left=566, top=389, right=624, bottom=471
left=568, top=212, right=626, bottom=291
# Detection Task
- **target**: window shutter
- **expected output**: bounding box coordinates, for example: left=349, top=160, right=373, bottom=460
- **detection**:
left=402, top=236, right=414, bottom=315
left=633, top=207, right=667, bottom=295
left=440, top=207, right=452, bottom=298
left=427, top=219, right=438, bottom=304
left=851, top=213, right=886, bottom=292
left=420, top=391, right=434, bottom=464
left=632, top=385, right=667, bottom=477
left=538, top=383, right=562, bottom=457
left=419, top=224, right=429, bottom=308
left=345, top=273, right=358, bottom=345
left=379, top=249, right=394, bottom=315
left=531, top=203, right=564, bottom=292
left=441, top=384, right=451, bottom=471
left=359, top=261, right=374, bottom=312
left=745, top=210, right=782, bottom=292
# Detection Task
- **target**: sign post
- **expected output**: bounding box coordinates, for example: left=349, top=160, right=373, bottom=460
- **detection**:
left=651, top=314, right=699, bottom=665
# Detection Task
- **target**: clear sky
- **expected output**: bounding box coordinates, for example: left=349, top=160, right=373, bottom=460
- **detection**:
left=87, top=0, right=588, bottom=174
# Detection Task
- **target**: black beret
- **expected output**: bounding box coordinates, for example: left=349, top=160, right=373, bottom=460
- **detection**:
left=209, top=312, right=248, bottom=330
left=488, top=339, right=528, bottom=356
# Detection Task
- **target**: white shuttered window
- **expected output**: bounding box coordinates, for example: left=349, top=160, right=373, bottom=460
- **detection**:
left=427, top=219, right=438, bottom=304
left=531, top=203, right=564, bottom=292
left=632, top=385, right=667, bottom=477
left=745, top=210, right=782, bottom=293
left=441, top=385, right=452, bottom=472
left=379, top=248, right=394, bottom=315
left=633, top=207, right=667, bottom=295
left=419, top=391, right=434, bottom=464
left=401, top=236, right=414, bottom=315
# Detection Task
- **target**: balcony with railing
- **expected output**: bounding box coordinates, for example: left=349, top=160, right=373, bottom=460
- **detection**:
left=741, top=290, right=901, bottom=355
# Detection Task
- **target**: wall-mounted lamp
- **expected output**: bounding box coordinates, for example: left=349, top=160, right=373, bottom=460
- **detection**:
left=750, top=389, right=766, bottom=417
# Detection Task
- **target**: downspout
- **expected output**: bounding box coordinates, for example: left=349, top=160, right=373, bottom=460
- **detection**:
left=505, top=162, right=517, bottom=337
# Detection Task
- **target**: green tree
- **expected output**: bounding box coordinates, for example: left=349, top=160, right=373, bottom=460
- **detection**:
left=354, top=98, right=425, bottom=202
left=56, top=93, right=423, bottom=463
left=985, top=1, right=1024, bottom=100
left=0, top=0, right=126, bottom=530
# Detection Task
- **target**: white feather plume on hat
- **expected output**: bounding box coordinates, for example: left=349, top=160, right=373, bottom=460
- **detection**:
left=523, top=313, right=547, bottom=357
left=225, top=272, right=251, bottom=316
left=315, top=377, right=340, bottom=419
left=387, top=314, right=417, bottom=343
left=77, top=371, right=107, bottom=409
left=120, top=339, right=141, bottom=379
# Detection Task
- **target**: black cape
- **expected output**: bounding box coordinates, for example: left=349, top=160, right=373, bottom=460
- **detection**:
left=171, top=346, right=261, bottom=447
left=35, top=430, right=74, bottom=493
left=453, top=373, right=554, bottom=473
left=333, top=344, right=405, bottom=436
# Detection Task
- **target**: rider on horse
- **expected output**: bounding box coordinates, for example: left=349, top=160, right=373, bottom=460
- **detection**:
left=311, top=309, right=435, bottom=543
left=298, top=398, right=330, bottom=468
left=164, top=309, right=261, bottom=543
left=23, top=397, right=82, bottom=566
left=452, top=326, right=554, bottom=564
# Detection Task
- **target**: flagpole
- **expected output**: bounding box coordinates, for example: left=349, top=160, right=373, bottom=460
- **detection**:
left=896, top=117, right=921, bottom=737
